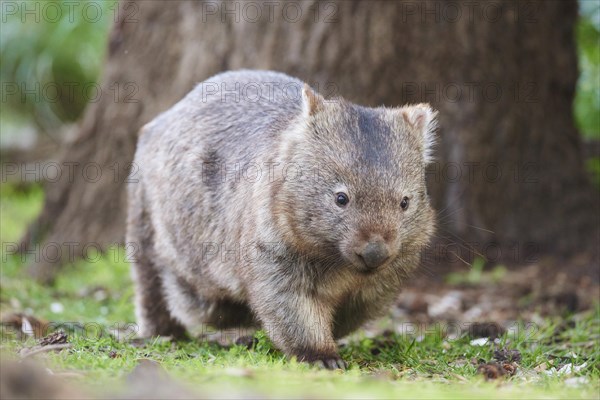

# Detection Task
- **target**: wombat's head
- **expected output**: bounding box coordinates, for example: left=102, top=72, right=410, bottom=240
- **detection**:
left=275, top=85, right=437, bottom=274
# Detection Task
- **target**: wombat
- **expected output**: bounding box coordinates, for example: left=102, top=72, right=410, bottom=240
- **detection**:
left=127, top=70, right=437, bottom=369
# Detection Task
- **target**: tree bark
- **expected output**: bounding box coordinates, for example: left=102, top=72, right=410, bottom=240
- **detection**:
left=24, top=0, right=598, bottom=281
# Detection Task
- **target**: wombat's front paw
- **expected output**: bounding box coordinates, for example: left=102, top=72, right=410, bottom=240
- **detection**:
left=314, top=357, right=347, bottom=370
left=299, top=352, right=347, bottom=370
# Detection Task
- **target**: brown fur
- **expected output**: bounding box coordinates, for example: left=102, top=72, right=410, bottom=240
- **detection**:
left=127, top=70, right=437, bottom=368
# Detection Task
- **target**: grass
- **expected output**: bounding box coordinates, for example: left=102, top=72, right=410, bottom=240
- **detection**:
left=1, top=184, right=599, bottom=399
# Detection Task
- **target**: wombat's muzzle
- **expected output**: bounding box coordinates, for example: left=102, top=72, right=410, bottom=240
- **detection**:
left=356, top=241, right=390, bottom=270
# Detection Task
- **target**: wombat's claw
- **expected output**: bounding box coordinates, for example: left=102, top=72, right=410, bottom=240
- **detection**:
left=313, top=357, right=347, bottom=370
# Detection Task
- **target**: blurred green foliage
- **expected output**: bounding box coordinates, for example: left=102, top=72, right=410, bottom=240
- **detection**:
left=445, top=257, right=507, bottom=286
left=0, top=0, right=116, bottom=134
left=576, top=0, right=600, bottom=139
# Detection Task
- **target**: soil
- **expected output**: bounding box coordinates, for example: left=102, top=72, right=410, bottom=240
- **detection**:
left=393, top=260, right=599, bottom=328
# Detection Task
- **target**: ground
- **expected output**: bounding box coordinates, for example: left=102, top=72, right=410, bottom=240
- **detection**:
left=0, top=184, right=598, bottom=399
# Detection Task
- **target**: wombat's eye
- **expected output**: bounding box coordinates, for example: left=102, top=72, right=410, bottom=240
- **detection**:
left=335, top=192, right=349, bottom=207
left=400, top=196, right=409, bottom=210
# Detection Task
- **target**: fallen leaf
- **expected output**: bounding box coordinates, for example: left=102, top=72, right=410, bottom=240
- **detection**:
left=39, top=330, right=68, bottom=346
left=477, top=362, right=505, bottom=380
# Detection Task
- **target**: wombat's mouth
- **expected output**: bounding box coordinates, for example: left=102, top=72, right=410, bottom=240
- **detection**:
left=346, top=253, right=393, bottom=275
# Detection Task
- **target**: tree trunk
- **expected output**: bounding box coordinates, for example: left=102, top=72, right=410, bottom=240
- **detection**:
left=24, top=0, right=598, bottom=282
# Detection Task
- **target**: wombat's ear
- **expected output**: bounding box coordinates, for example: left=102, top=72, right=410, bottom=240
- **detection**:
left=302, top=84, right=325, bottom=117
left=401, top=104, right=438, bottom=164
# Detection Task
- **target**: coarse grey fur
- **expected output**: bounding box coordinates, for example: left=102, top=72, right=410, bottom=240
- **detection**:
left=127, top=70, right=437, bottom=368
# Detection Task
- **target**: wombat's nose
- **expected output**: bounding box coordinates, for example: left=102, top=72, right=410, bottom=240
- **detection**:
left=357, top=241, right=390, bottom=269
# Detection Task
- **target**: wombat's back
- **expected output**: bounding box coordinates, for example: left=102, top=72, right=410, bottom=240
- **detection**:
left=131, top=70, right=305, bottom=291
left=145, top=70, right=303, bottom=155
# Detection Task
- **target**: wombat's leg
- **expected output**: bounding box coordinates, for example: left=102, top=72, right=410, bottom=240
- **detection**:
left=128, top=188, right=186, bottom=339
left=334, top=284, right=398, bottom=339
left=332, top=297, right=372, bottom=339
left=130, top=258, right=187, bottom=338
left=249, top=286, right=345, bottom=369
